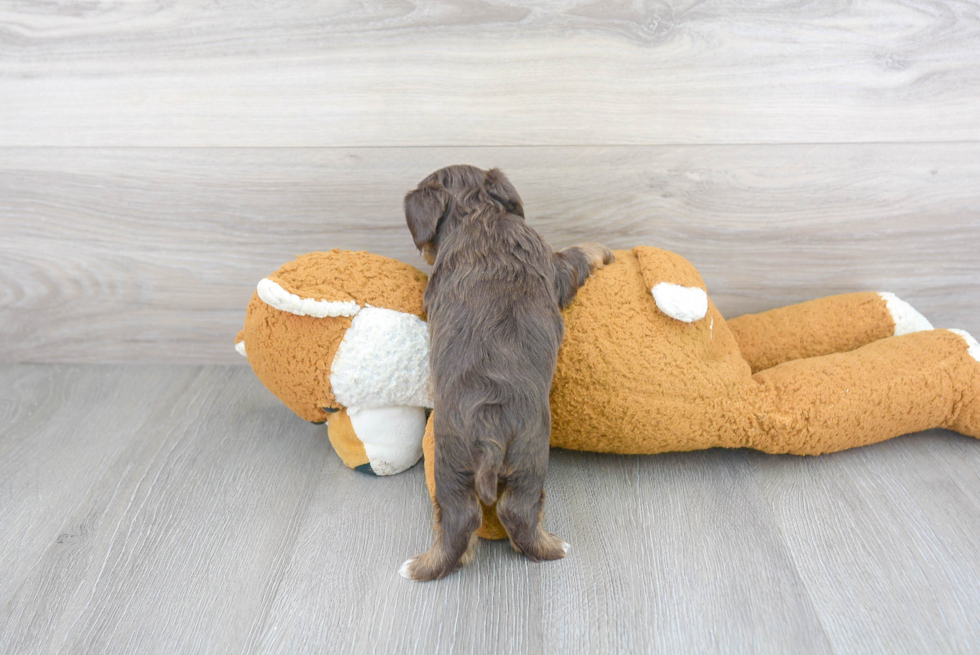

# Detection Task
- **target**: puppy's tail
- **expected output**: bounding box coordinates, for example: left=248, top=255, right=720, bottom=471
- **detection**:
left=474, top=443, right=503, bottom=506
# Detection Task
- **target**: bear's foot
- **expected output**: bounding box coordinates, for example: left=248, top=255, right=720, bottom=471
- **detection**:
left=946, top=329, right=980, bottom=439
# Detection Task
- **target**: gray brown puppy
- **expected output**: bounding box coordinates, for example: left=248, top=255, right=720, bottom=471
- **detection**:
left=399, top=165, right=613, bottom=581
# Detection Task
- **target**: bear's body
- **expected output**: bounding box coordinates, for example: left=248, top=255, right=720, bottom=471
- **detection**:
left=547, top=248, right=978, bottom=458
left=237, top=247, right=980, bottom=537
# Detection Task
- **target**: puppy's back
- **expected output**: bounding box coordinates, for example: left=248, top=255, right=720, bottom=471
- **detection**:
left=430, top=214, right=561, bottom=390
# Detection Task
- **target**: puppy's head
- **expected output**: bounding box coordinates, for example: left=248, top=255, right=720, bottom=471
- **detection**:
left=404, top=165, right=524, bottom=264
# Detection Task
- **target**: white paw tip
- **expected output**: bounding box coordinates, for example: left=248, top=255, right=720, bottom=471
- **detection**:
left=398, top=559, right=416, bottom=580
left=878, top=292, right=933, bottom=336
left=234, top=340, right=247, bottom=357
left=652, top=283, right=708, bottom=323
left=949, top=329, right=980, bottom=363
left=561, top=541, right=571, bottom=555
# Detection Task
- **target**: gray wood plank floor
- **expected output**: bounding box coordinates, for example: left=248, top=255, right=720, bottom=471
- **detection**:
left=2, top=364, right=979, bottom=654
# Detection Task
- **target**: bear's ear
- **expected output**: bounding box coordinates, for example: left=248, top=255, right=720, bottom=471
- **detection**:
left=262, top=251, right=428, bottom=319
left=256, top=277, right=360, bottom=318
left=404, top=182, right=452, bottom=250
left=632, top=246, right=708, bottom=323
left=484, top=168, right=524, bottom=218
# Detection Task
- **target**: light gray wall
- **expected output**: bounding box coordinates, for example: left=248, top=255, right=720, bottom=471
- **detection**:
left=2, top=1, right=978, bottom=363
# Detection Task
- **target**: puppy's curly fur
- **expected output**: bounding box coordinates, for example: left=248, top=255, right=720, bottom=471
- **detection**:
left=399, top=165, right=613, bottom=581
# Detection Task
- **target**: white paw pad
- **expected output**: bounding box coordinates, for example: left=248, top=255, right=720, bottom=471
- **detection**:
left=949, top=329, right=980, bottom=363
left=561, top=541, right=571, bottom=555
left=879, top=292, right=933, bottom=336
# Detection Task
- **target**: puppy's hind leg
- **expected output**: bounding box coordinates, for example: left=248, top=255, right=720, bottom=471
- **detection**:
left=495, top=429, right=568, bottom=562
left=399, top=438, right=482, bottom=582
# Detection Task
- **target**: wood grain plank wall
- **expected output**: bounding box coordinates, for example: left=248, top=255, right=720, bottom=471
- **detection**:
left=2, top=145, right=977, bottom=364
left=3, top=0, right=980, bottom=146
left=1, top=0, right=978, bottom=363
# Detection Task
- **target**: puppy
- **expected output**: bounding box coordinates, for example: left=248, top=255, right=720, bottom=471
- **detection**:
left=399, top=165, right=613, bottom=581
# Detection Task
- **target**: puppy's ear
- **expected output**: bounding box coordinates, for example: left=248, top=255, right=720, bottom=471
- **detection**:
left=404, top=183, right=451, bottom=250
left=484, top=168, right=524, bottom=218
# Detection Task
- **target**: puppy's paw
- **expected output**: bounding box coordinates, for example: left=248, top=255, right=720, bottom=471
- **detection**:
left=398, top=550, right=461, bottom=582
left=577, top=242, right=615, bottom=271
left=538, top=532, right=570, bottom=561
left=518, top=531, right=569, bottom=562
left=398, top=557, right=420, bottom=580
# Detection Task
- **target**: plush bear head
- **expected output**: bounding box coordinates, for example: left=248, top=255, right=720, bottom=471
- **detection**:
left=236, top=250, right=432, bottom=475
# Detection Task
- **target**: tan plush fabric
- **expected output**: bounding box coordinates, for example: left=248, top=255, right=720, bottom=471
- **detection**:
left=634, top=245, right=707, bottom=291
left=238, top=250, right=428, bottom=422
left=238, top=248, right=980, bottom=539
left=728, top=292, right=895, bottom=373
left=748, top=328, right=978, bottom=454
left=549, top=248, right=750, bottom=454
left=327, top=408, right=371, bottom=469
left=268, top=250, right=428, bottom=318
left=242, top=292, right=352, bottom=422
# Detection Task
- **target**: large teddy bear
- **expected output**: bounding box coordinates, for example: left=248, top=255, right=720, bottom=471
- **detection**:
left=236, top=248, right=980, bottom=537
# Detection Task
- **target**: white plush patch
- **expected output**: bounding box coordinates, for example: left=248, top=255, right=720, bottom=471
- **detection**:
left=330, top=307, right=433, bottom=409
left=348, top=405, right=426, bottom=475
left=949, top=329, right=980, bottom=363
left=878, top=292, right=933, bottom=336
left=235, top=340, right=247, bottom=357
left=256, top=278, right=361, bottom=318
left=651, top=283, right=708, bottom=323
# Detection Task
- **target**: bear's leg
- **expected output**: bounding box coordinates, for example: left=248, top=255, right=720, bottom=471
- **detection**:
left=728, top=292, right=932, bottom=373
left=743, top=328, right=980, bottom=455
left=946, top=329, right=980, bottom=438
